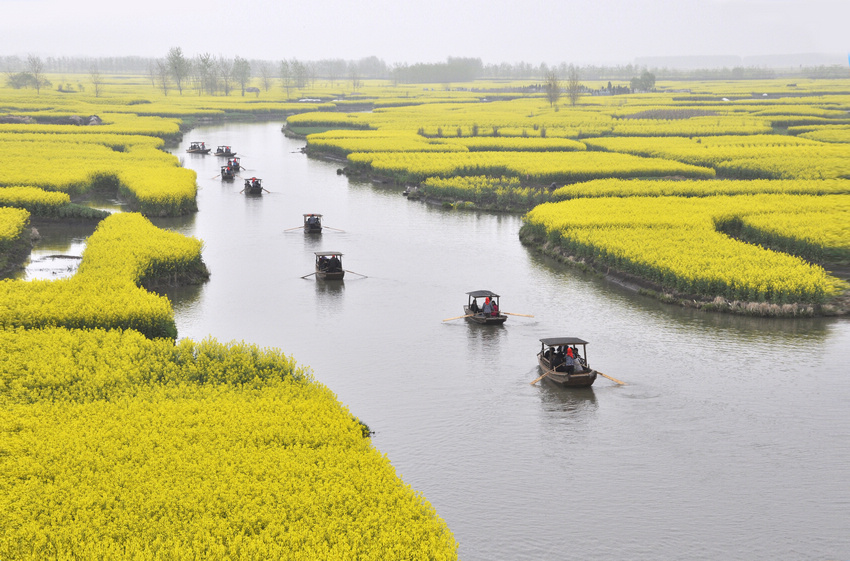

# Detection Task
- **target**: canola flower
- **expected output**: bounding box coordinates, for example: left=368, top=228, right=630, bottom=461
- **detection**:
left=421, top=175, right=550, bottom=208
left=0, top=213, right=205, bottom=338
left=349, top=150, right=715, bottom=183
left=0, top=133, right=197, bottom=215
left=522, top=194, right=849, bottom=304
left=551, top=178, right=850, bottom=200
left=0, top=328, right=458, bottom=560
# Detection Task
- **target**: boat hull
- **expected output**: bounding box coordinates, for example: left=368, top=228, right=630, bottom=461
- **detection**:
left=537, top=354, right=597, bottom=387
left=316, top=270, right=344, bottom=280
left=463, top=305, right=507, bottom=324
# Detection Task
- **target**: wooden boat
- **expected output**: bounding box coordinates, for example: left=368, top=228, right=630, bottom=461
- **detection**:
left=314, top=251, right=344, bottom=280
left=215, top=145, right=236, bottom=157
left=227, top=157, right=242, bottom=171
left=537, top=337, right=597, bottom=387
left=186, top=141, right=210, bottom=154
left=220, top=165, right=236, bottom=180
left=243, top=177, right=263, bottom=195
left=303, top=213, right=323, bottom=233
left=463, top=290, right=507, bottom=325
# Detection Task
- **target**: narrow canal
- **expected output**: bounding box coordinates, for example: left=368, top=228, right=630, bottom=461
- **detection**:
left=27, top=120, right=849, bottom=560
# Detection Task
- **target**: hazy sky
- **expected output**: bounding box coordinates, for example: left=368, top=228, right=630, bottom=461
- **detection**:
left=3, top=0, right=848, bottom=65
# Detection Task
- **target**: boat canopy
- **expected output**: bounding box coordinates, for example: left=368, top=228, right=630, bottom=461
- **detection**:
left=540, top=337, right=589, bottom=347
left=304, top=213, right=323, bottom=218
left=314, top=251, right=342, bottom=257
left=467, top=290, right=499, bottom=299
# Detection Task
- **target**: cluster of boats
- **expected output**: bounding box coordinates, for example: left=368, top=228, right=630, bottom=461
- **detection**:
left=188, top=141, right=263, bottom=194
left=448, top=290, right=604, bottom=388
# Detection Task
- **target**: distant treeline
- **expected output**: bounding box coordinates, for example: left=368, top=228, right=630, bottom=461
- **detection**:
left=1, top=53, right=847, bottom=83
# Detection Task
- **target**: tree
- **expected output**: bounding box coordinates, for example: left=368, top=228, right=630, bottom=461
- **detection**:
left=166, top=47, right=191, bottom=95
left=217, top=57, right=234, bottom=96
left=233, top=56, right=251, bottom=96
left=566, top=64, right=582, bottom=106
left=630, top=70, right=656, bottom=92
left=291, top=59, right=309, bottom=89
left=195, top=53, right=216, bottom=95
left=543, top=70, right=561, bottom=108
left=146, top=61, right=157, bottom=87
left=258, top=62, right=274, bottom=91
left=89, top=64, right=104, bottom=97
left=279, top=60, right=294, bottom=98
left=26, top=54, right=46, bottom=94
left=348, top=63, right=361, bottom=92
left=154, top=60, right=170, bottom=95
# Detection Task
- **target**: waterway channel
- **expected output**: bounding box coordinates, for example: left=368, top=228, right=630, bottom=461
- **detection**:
left=20, top=121, right=850, bottom=560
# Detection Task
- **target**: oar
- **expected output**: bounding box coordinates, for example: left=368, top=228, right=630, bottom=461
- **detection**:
left=263, top=188, right=272, bottom=193
left=502, top=312, right=534, bottom=317
left=283, top=225, right=304, bottom=231
left=323, top=226, right=346, bottom=232
left=442, top=314, right=474, bottom=322
left=344, top=269, right=368, bottom=278
left=301, top=272, right=316, bottom=279
left=596, top=370, right=626, bottom=385
left=530, top=369, right=556, bottom=385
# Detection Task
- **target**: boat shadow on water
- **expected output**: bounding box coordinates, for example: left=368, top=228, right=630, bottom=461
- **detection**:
left=536, top=378, right=598, bottom=414
left=314, top=279, right=345, bottom=296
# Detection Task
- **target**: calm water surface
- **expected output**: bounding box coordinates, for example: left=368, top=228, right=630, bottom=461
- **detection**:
left=28, top=121, right=849, bottom=560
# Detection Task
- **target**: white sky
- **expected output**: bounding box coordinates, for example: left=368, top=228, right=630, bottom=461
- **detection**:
left=2, top=0, right=847, bottom=66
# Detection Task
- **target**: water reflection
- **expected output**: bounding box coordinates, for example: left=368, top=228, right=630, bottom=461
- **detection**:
left=314, top=279, right=345, bottom=296
left=537, top=381, right=598, bottom=415
left=9, top=221, right=99, bottom=281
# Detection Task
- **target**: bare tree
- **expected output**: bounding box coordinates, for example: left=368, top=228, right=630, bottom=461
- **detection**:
left=166, top=47, right=191, bottom=95
left=146, top=61, right=157, bottom=87
left=26, top=54, right=46, bottom=94
left=566, top=64, right=582, bottom=106
left=89, top=64, right=104, bottom=97
left=233, top=56, right=251, bottom=96
left=217, top=57, right=234, bottom=96
left=258, top=61, right=274, bottom=91
left=543, top=70, right=561, bottom=108
left=195, top=53, right=216, bottom=95
left=155, top=59, right=170, bottom=95
left=279, top=59, right=294, bottom=99
left=348, top=63, right=361, bottom=92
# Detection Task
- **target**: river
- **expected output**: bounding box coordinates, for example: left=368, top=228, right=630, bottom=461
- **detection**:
left=21, top=121, right=850, bottom=560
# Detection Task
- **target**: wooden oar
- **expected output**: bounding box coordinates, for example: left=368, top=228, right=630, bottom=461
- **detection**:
left=283, top=226, right=304, bottom=231
left=596, top=370, right=626, bottom=385
left=300, top=272, right=316, bottom=279
left=502, top=312, right=534, bottom=317
left=344, top=269, right=368, bottom=278
left=263, top=188, right=272, bottom=193
left=442, top=314, right=474, bottom=322
left=323, top=226, right=346, bottom=232
left=530, top=369, right=555, bottom=385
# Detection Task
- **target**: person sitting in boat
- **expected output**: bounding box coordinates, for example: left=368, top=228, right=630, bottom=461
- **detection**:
left=469, top=299, right=479, bottom=313
left=564, top=353, right=575, bottom=375
left=551, top=347, right=564, bottom=371
left=252, top=178, right=260, bottom=189
left=318, top=256, right=328, bottom=270
left=328, top=254, right=341, bottom=272
left=482, top=297, right=493, bottom=316
left=490, top=299, right=499, bottom=317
